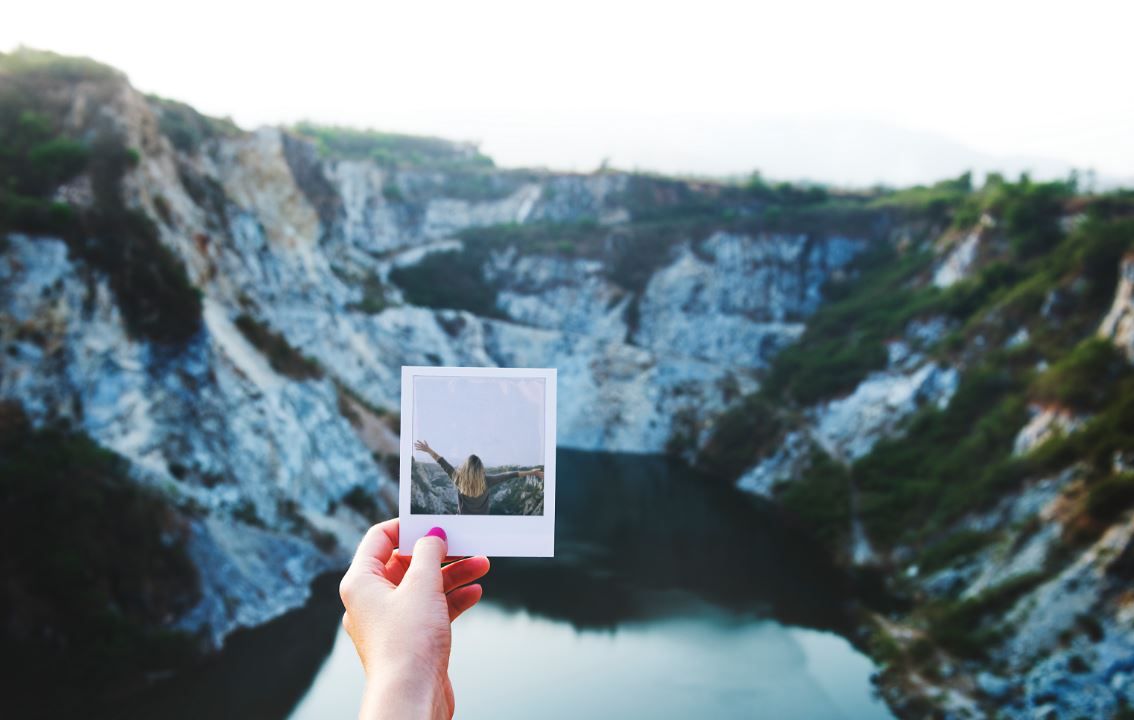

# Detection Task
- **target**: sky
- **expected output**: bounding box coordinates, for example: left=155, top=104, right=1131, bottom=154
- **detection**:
left=3, top=0, right=1132, bottom=186
left=412, top=376, right=545, bottom=468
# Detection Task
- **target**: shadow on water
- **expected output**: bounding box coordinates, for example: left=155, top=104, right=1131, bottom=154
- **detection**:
left=485, top=449, right=858, bottom=633
left=98, top=574, right=344, bottom=720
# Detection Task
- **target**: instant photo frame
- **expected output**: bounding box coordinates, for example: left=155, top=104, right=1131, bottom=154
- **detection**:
left=399, top=366, right=557, bottom=557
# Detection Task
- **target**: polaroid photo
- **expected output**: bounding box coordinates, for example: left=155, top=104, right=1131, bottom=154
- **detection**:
left=399, top=366, right=556, bottom=557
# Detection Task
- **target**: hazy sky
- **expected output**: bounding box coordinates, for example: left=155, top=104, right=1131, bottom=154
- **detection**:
left=412, top=376, right=545, bottom=468
left=4, top=0, right=1132, bottom=184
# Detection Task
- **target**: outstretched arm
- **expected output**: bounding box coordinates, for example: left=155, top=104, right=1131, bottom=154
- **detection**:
left=485, top=467, right=544, bottom=490
left=414, top=440, right=455, bottom=479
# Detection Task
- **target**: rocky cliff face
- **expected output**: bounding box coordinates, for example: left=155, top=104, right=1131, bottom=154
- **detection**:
left=711, top=198, right=1134, bottom=717
left=410, top=460, right=544, bottom=516
left=0, top=63, right=868, bottom=647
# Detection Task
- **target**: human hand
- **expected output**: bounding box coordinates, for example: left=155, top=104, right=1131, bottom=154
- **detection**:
left=340, top=520, right=490, bottom=719
left=414, top=439, right=434, bottom=456
left=530, top=469, right=544, bottom=480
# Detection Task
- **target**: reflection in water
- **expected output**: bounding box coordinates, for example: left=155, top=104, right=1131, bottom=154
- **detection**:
left=293, top=450, right=892, bottom=719
left=484, top=450, right=858, bottom=633
left=109, top=451, right=893, bottom=719
left=294, top=603, right=891, bottom=720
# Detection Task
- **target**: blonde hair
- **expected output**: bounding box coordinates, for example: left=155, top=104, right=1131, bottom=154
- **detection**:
left=453, top=454, right=487, bottom=497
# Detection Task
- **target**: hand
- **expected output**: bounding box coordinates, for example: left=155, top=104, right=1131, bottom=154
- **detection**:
left=414, top=439, right=435, bottom=456
left=340, top=520, right=490, bottom=719
left=528, top=469, right=544, bottom=480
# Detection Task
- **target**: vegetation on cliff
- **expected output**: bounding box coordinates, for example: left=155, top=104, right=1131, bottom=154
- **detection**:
left=0, top=48, right=203, bottom=345
left=700, top=177, right=1134, bottom=551
left=0, top=402, right=201, bottom=712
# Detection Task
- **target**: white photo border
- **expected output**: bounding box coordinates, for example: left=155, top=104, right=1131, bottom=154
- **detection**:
left=399, top=366, right=557, bottom=557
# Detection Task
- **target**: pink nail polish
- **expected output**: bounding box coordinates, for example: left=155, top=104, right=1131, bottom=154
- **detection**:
left=426, top=526, right=447, bottom=541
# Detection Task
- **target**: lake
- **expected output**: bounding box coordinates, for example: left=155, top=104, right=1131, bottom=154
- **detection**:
left=119, top=450, right=894, bottom=719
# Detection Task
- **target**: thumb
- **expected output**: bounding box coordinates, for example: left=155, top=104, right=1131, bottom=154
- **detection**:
left=404, top=526, right=447, bottom=590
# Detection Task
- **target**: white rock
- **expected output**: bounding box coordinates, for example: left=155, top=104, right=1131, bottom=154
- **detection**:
left=811, top=363, right=960, bottom=462
left=1013, top=404, right=1086, bottom=456
left=1099, top=254, right=1134, bottom=362
left=933, top=230, right=980, bottom=288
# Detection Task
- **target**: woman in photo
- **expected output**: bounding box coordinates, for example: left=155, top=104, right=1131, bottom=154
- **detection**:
left=414, top=439, right=543, bottom=515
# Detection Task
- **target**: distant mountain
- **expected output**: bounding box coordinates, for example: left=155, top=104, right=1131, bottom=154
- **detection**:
left=465, top=113, right=1109, bottom=188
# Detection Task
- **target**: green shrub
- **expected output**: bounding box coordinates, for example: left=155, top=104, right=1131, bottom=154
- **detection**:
left=0, top=78, right=203, bottom=344
left=869, top=173, right=973, bottom=220
left=745, top=171, right=831, bottom=207
left=231, top=498, right=265, bottom=527
left=341, top=485, right=380, bottom=519
left=993, top=176, right=1072, bottom=260
left=1076, top=612, right=1105, bottom=642
left=1032, top=338, right=1131, bottom=412
left=0, top=106, right=89, bottom=235
left=348, top=275, right=392, bottom=314
left=381, top=181, right=404, bottom=202
left=1020, top=376, right=1134, bottom=479
left=148, top=95, right=240, bottom=154
left=1086, top=474, right=1134, bottom=523
left=778, top=449, right=852, bottom=553
left=234, top=314, right=323, bottom=380
left=389, top=249, right=503, bottom=318
left=696, top=395, right=782, bottom=479
left=918, top=530, right=996, bottom=574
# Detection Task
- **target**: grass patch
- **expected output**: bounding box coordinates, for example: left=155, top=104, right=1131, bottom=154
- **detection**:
left=292, top=122, right=493, bottom=171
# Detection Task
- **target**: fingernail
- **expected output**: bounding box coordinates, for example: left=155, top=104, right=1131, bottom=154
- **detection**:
left=426, top=526, right=447, bottom=541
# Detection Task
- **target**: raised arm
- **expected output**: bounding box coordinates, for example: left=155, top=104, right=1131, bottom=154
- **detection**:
left=485, top=467, right=544, bottom=490
left=414, top=439, right=455, bottom=479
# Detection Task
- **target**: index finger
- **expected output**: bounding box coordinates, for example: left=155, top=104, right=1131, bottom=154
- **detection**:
left=348, top=518, right=400, bottom=577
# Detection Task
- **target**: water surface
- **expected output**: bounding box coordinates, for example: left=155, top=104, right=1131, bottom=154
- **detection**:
left=296, top=450, right=892, bottom=719
left=118, top=450, right=893, bottom=719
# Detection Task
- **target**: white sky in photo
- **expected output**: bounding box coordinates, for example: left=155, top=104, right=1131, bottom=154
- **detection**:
left=3, top=0, right=1132, bottom=185
left=412, top=376, right=545, bottom=469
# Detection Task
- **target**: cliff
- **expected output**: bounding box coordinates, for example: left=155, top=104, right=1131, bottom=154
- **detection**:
left=696, top=180, right=1134, bottom=716
left=0, top=49, right=874, bottom=657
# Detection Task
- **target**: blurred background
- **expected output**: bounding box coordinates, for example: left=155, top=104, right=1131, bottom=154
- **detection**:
left=2, top=2, right=1133, bottom=718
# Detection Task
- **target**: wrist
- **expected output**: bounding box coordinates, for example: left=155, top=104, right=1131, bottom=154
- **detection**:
left=362, top=664, right=445, bottom=719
